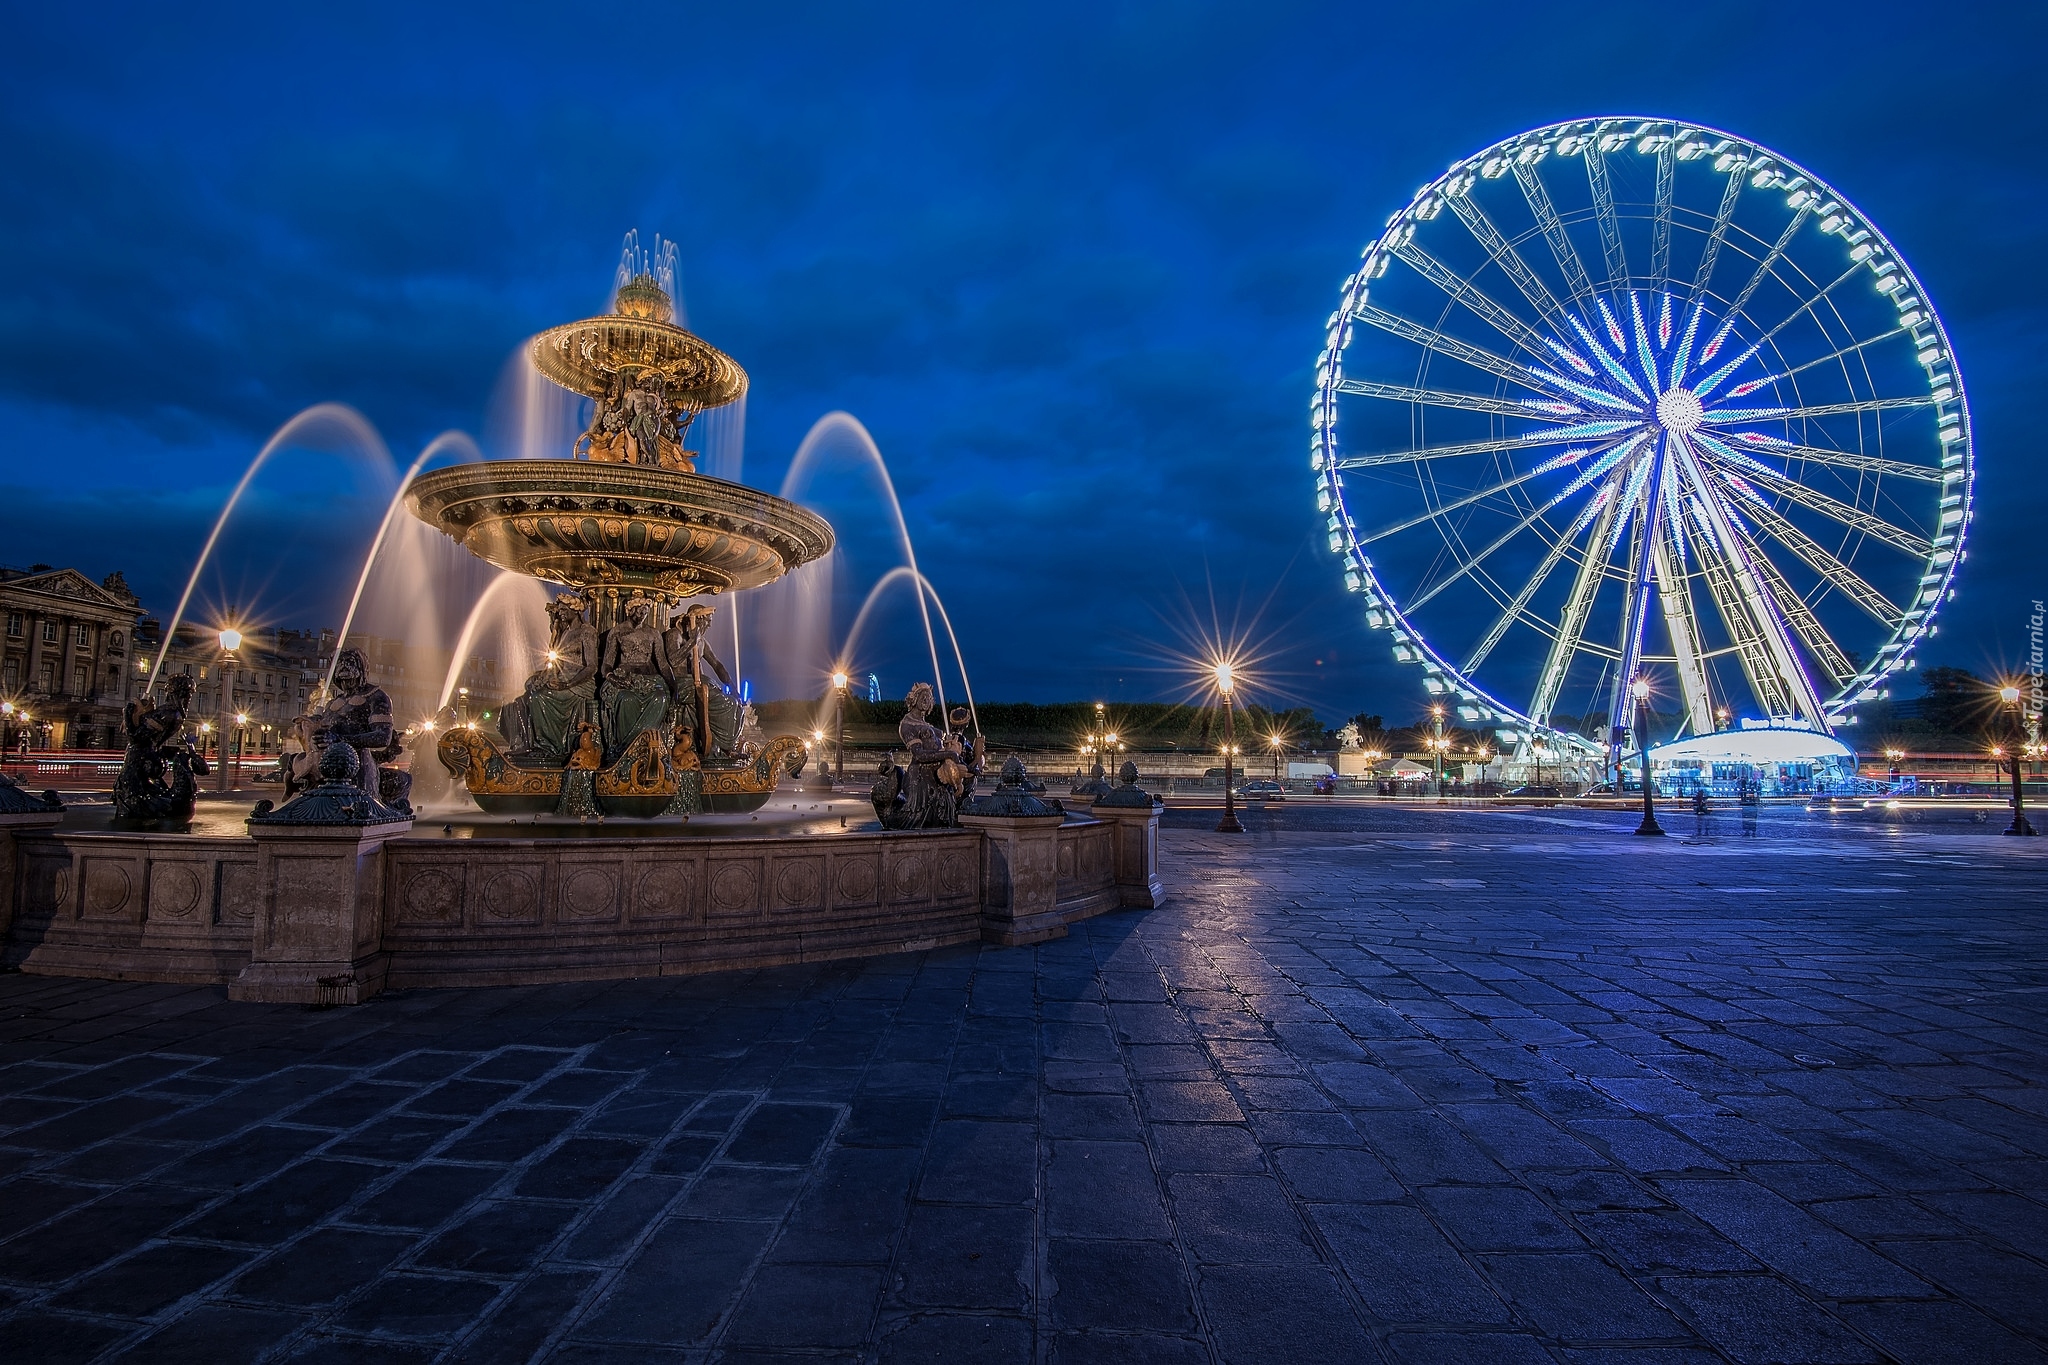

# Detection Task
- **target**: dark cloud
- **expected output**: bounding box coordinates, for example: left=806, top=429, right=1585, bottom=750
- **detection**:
left=1, top=0, right=2041, bottom=717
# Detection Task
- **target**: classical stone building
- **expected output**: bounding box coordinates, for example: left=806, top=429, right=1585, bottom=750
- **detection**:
left=0, top=566, right=146, bottom=751
left=3, top=562, right=512, bottom=753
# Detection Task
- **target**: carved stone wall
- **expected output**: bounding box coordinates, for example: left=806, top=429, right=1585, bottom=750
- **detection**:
left=4, top=814, right=1155, bottom=997
left=3, top=834, right=259, bottom=982
left=377, top=827, right=986, bottom=988
left=1055, top=820, right=1119, bottom=923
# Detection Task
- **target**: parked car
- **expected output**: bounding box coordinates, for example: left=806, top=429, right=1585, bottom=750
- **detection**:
left=1237, top=780, right=1285, bottom=800
left=1504, top=784, right=1562, bottom=797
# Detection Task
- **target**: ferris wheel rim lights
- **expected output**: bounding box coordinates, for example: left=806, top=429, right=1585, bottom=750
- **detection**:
left=1310, top=116, right=1972, bottom=759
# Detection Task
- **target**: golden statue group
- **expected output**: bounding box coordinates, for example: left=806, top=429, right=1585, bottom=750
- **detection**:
left=439, top=592, right=798, bottom=818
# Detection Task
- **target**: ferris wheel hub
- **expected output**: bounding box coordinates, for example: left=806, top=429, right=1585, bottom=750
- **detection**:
left=1655, top=388, right=1705, bottom=437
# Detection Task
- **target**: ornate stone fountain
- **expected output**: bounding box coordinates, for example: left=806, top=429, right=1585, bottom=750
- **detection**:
left=407, top=264, right=833, bottom=817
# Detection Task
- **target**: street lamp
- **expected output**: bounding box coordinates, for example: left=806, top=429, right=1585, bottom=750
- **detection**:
left=1475, top=745, right=1493, bottom=791
left=214, top=626, right=242, bottom=792
left=1427, top=704, right=1450, bottom=800
left=1630, top=676, right=1664, bottom=837
left=1884, top=746, right=1905, bottom=787
left=831, top=669, right=849, bottom=782
left=1268, top=733, right=1285, bottom=783
left=1997, top=683, right=2035, bottom=836
left=1215, top=662, right=1242, bottom=833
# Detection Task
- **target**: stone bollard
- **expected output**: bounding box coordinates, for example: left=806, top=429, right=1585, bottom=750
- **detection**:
left=0, top=775, right=65, bottom=947
left=960, top=757, right=1070, bottom=946
left=1091, top=760, right=1166, bottom=909
left=229, top=744, right=412, bottom=1006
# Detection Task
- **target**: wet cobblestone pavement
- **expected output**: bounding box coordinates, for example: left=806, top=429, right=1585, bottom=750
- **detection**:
left=1, top=802, right=2044, bottom=1363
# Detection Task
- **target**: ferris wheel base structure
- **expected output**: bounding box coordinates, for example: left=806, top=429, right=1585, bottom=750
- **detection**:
left=1309, top=118, right=1973, bottom=781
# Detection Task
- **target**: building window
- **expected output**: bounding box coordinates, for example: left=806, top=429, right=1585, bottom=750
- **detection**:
left=2, top=658, right=15, bottom=689
left=38, top=663, right=53, bottom=692
left=73, top=666, right=87, bottom=696
left=76, top=624, right=92, bottom=649
left=41, top=621, right=58, bottom=644
left=4, top=614, right=19, bottom=637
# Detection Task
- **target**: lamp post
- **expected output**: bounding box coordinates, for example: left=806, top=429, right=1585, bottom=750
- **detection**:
left=1429, top=704, right=1446, bottom=797
left=831, top=669, right=849, bottom=782
left=1475, top=745, right=1493, bottom=793
left=1268, top=733, right=1284, bottom=784
left=234, top=711, right=249, bottom=788
left=1998, top=684, right=2035, bottom=836
left=214, top=627, right=242, bottom=792
left=1215, top=663, right=1242, bottom=833
left=1884, top=746, right=1904, bottom=788
left=1630, top=676, right=1664, bottom=837
left=1531, top=742, right=1548, bottom=791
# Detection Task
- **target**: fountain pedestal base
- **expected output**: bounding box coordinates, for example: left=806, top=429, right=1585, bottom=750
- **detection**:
left=961, top=811, right=1070, bottom=946
left=229, top=817, right=413, bottom=1005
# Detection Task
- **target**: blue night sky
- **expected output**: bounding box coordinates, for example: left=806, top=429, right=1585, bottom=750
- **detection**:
left=1, top=1, right=2041, bottom=720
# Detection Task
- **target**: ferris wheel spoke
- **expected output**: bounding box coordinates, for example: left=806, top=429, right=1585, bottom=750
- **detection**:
left=1706, top=437, right=1943, bottom=484
left=1358, top=433, right=1633, bottom=544
left=1701, top=448, right=1932, bottom=557
left=1513, top=162, right=1597, bottom=303
left=1699, top=206, right=1813, bottom=365
left=1406, top=472, right=1603, bottom=612
left=1333, top=378, right=1578, bottom=420
left=1739, top=261, right=1868, bottom=360
left=1529, top=482, right=1626, bottom=728
left=1583, top=143, right=1628, bottom=289
left=1391, top=242, right=1551, bottom=359
left=1465, top=486, right=1613, bottom=675
left=1725, top=494, right=1904, bottom=627
left=1702, top=395, right=1933, bottom=424
left=1350, top=303, right=1579, bottom=400
left=1734, top=525, right=1859, bottom=686
left=1650, top=138, right=1677, bottom=285
left=1446, top=192, right=1566, bottom=323
left=1687, top=167, right=1745, bottom=302
left=1751, top=326, right=1910, bottom=386
left=1334, top=422, right=1638, bottom=471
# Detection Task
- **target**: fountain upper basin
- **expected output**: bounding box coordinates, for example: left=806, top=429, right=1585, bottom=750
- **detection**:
left=406, top=460, right=834, bottom=595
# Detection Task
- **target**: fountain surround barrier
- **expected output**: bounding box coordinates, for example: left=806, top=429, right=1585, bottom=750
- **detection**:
left=0, top=793, right=1162, bottom=1001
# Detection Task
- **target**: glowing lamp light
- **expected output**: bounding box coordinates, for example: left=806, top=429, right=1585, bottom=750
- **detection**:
left=1214, top=662, right=1233, bottom=697
left=1630, top=676, right=1650, bottom=702
left=199, top=722, right=213, bottom=733
left=1999, top=685, right=2022, bottom=705
left=218, top=628, right=242, bottom=652
left=236, top=713, right=248, bottom=724
left=812, top=729, right=824, bottom=742
left=0, top=702, right=11, bottom=715
left=422, top=720, right=437, bottom=733
left=832, top=670, right=849, bottom=690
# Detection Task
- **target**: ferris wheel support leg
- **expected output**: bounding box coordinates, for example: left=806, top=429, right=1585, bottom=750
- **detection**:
left=1607, top=449, right=1669, bottom=778
left=1652, top=532, right=1716, bottom=738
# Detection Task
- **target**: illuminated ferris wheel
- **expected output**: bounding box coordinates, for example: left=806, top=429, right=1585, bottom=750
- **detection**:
left=1310, top=118, right=1973, bottom=770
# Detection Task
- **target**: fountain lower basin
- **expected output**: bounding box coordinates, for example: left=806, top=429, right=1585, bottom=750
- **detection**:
left=0, top=794, right=1162, bottom=1000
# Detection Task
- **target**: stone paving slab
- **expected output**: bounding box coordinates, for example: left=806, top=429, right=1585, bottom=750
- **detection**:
left=0, top=802, right=2043, bottom=1363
